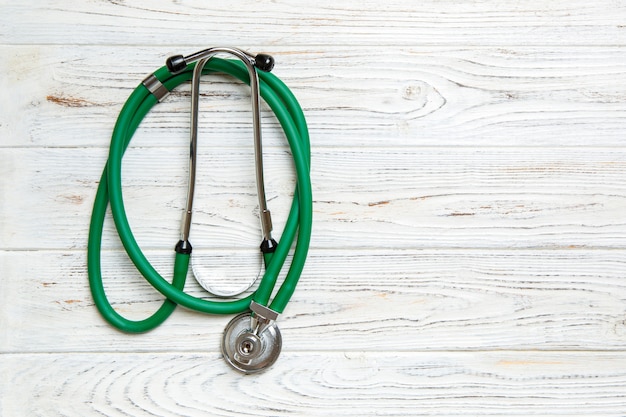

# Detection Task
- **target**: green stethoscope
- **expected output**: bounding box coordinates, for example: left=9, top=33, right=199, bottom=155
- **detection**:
left=88, top=47, right=312, bottom=373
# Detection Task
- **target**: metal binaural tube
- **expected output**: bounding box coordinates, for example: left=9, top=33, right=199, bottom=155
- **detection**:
left=178, top=47, right=274, bottom=243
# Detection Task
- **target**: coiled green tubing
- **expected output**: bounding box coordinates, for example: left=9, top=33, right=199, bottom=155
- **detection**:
left=88, top=58, right=312, bottom=333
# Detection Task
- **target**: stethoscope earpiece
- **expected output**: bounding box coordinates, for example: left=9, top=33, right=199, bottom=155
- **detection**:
left=165, top=54, right=187, bottom=74
left=254, top=53, right=275, bottom=72
left=166, top=50, right=275, bottom=75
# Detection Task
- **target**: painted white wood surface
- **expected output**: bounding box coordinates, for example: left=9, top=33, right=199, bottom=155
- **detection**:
left=2, top=0, right=626, bottom=415
left=4, top=352, right=626, bottom=416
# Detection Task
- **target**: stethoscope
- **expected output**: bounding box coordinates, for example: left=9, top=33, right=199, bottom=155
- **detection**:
left=88, top=47, right=312, bottom=373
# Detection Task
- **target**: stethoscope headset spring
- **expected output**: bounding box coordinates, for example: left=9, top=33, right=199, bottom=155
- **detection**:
left=87, top=47, right=312, bottom=373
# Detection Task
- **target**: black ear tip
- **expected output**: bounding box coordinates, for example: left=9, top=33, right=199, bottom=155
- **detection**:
left=255, top=54, right=275, bottom=72
left=166, top=55, right=187, bottom=74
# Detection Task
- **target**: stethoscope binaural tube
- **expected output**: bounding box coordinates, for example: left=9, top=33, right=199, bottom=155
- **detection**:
left=87, top=49, right=312, bottom=372
left=175, top=47, right=276, bottom=252
left=178, top=48, right=277, bottom=297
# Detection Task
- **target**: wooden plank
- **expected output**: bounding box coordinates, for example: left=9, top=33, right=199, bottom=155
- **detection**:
left=2, top=351, right=626, bottom=416
left=1, top=45, right=625, bottom=148
left=2, top=249, right=626, bottom=353
left=1, top=0, right=624, bottom=46
left=3, top=146, right=626, bottom=251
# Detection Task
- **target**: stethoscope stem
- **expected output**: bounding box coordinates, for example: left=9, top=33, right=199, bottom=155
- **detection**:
left=177, top=47, right=275, bottom=245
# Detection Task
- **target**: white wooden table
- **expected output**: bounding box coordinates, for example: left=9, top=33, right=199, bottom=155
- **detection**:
left=1, top=1, right=626, bottom=415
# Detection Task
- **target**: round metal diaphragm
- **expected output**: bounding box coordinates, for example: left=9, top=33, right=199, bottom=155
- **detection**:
left=221, top=313, right=282, bottom=374
left=191, top=252, right=262, bottom=297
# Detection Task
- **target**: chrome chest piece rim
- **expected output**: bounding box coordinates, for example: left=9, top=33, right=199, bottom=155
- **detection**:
left=221, top=312, right=282, bottom=374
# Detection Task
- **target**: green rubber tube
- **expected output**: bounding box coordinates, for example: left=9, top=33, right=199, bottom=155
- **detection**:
left=88, top=58, right=312, bottom=332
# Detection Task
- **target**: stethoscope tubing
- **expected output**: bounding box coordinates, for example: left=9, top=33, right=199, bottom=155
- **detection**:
left=88, top=58, right=311, bottom=333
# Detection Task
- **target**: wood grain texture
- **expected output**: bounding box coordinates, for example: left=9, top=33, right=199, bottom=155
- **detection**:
left=2, top=0, right=626, bottom=415
left=2, top=249, right=626, bottom=353
left=3, top=147, right=626, bottom=250
left=1, top=0, right=624, bottom=46
left=1, top=45, right=625, bottom=148
left=2, top=352, right=626, bottom=416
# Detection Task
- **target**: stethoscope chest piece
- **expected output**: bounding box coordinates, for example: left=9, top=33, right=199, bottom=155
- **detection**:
left=221, top=309, right=282, bottom=374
